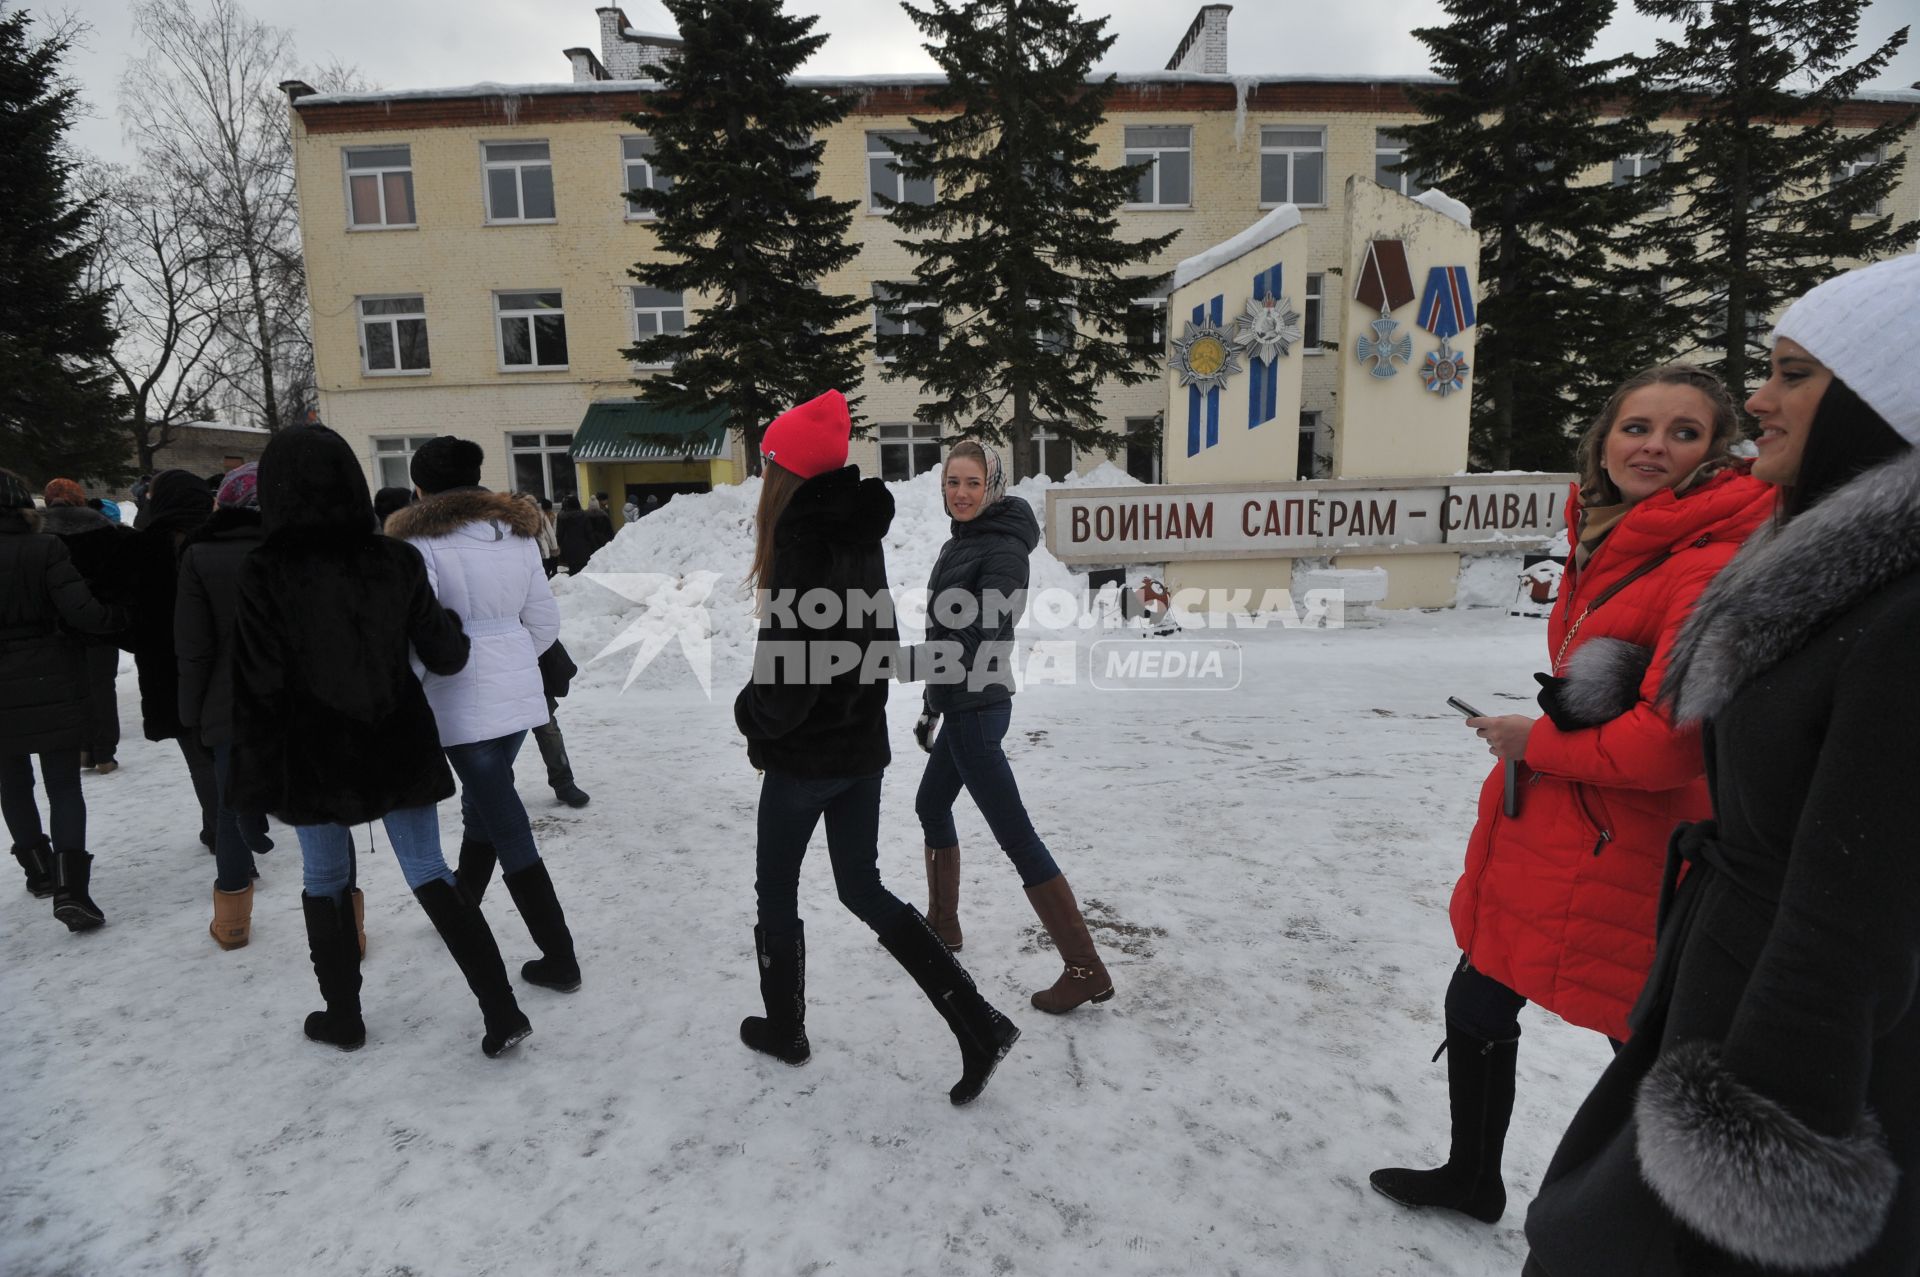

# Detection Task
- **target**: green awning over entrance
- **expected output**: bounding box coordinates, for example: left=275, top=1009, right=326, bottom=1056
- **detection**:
left=570, top=399, right=731, bottom=462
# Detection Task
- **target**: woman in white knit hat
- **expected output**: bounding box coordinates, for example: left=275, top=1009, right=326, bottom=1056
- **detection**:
left=1522, top=250, right=1920, bottom=1276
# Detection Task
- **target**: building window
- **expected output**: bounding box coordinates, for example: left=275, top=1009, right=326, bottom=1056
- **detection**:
left=1297, top=411, right=1327, bottom=480
left=358, top=295, right=430, bottom=375
left=1303, top=273, right=1324, bottom=352
left=1025, top=426, right=1073, bottom=481
left=622, top=136, right=672, bottom=217
left=1125, top=126, right=1191, bottom=207
left=1611, top=153, right=1661, bottom=186
left=344, top=146, right=415, bottom=228
left=372, top=435, right=439, bottom=490
left=872, top=283, right=933, bottom=361
left=867, top=131, right=934, bottom=212
left=1125, top=417, right=1161, bottom=484
left=1834, top=146, right=1887, bottom=217
left=509, top=432, right=578, bottom=502
left=1373, top=130, right=1429, bottom=198
left=483, top=141, right=556, bottom=222
left=877, top=422, right=942, bottom=482
left=1260, top=127, right=1325, bottom=206
left=630, top=286, right=685, bottom=367
left=495, top=291, right=568, bottom=370
left=1127, top=299, right=1167, bottom=356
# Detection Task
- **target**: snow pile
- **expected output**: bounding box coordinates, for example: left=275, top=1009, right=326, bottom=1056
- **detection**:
left=551, top=461, right=1140, bottom=692
left=1414, top=188, right=1473, bottom=230
left=1171, top=204, right=1303, bottom=290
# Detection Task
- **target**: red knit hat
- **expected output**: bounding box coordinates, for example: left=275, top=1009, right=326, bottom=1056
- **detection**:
left=43, top=478, right=86, bottom=507
left=760, top=390, right=850, bottom=479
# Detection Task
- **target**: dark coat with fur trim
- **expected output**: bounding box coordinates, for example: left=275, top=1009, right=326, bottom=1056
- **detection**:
left=0, top=509, right=127, bottom=755
left=175, top=507, right=264, bottom=748
left=1451, top=470, right=1775, bottom=1040
left=917, top=496, right=1038, bottom=715
left=1525, top=448, right=1920, bottom=1275
left=735, top=466, right=898, bottom=778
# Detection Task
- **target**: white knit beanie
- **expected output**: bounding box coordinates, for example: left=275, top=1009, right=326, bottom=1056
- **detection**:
left=1771, top=251, right=1920, bottom=447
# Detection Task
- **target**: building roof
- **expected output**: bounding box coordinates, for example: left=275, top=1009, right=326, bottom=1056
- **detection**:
left=571, top=399, right=729, bottom=462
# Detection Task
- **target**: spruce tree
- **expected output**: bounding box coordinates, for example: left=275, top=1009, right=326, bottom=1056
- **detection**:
left=0, top=7, right=131, bottom=485
left=1397, top=0, right=1667, bottom=472
left=878, top=0, right=1178, bottom=480
left=1629, top=1, right=1915, bottom=405
left=624, top=0, right=866, bottom=474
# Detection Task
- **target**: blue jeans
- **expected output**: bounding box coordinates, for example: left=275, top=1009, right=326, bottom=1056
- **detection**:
left=914, top=700, right=1060, bottom=888
left=295, top=805, right=448, bottom=901
left=444, top=731, right=541, bottom=875
left=210, top=744, right=272, bottom=892
left=755, top=770, right=909, bottom=938
left=0, top=750, right=84, bottom=852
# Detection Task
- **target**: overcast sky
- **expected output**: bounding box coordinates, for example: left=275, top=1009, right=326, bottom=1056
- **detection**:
left=56, top=0, right=1920, bottom=168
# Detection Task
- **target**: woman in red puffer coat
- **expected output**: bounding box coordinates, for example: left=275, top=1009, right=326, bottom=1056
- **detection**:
left=1370, top=364, right=1777, bottom=1228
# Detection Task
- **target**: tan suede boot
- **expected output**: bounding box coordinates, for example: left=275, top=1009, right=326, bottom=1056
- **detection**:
left=210, top=882, right=254, bottom=951
left=925, top=845, right=962, bottom=951
left=351, top=887, right=366, bottom=959
left=1025, top=874, right=1113, bottom=1013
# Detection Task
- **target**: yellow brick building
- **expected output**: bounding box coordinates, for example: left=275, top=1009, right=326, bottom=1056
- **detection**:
left=284, top=4, right=1920, bottom=524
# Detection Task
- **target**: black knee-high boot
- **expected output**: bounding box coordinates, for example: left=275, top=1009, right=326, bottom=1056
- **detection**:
left=876, top=907, right=1020, bottom=1106
left=1369, top=1022, right=1520, bottom=1223
left=300, top=892, right=365, bottom=1050
left=502, top=860, right=581, bottom=992
left=413, top=878, right=531, bottom=1058
left=454, top=837, right=497, bottom=904
left=740, top=922, right=809, bottom=1065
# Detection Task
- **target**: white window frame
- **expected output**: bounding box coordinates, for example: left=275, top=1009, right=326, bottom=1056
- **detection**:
left=1027, top=425, right=1074, bottom=481
left=1303, top=273, right=1325, bottom=354
left=1835, top=145, right=1887, bottom=218
left=1259, top=126, right=1327, bottom=208
left=622, top=135, right=671, bottom=219
left=630, top=285, right=686, bottom=369
left=1124, top=126, right=1192, bottom=209
left=1373, top=130, right=1429, bottom=198
left=343, top=146, right=416, bottom=230
left=372, top=435, right=439, bottom=490
left=507, top=431, right=577, bottom=501
left=494, top=290, right=569, bottom=372
left=481, top=140, right=557, bottom=225
left=1128, top=298, right=1168, bottom=356
left=866, top=131, right=935, bottom=214
left=877, top=422, right=943, bottom=482
left=357, top=294, right=430, bottom=376
left=872, top=284, right=934, bottom=363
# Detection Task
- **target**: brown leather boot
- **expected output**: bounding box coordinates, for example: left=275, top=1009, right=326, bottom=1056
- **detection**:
left=210, top=882, right=253, bottom=950
left=1025, top=874, right=1114, bottom=1013
left=351, top=887, right=366, bottom=959
left=925, top=845, right=962, bottom=951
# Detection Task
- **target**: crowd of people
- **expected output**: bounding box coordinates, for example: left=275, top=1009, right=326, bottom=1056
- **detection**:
left=3, top=253, right=1917, bottom=1269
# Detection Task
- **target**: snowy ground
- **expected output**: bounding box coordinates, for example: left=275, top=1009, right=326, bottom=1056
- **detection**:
left=0, top=484, right=1614, bottom=1277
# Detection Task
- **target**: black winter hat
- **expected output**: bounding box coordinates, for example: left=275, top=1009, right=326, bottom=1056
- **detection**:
left=410, top=435, right=484, bottom=494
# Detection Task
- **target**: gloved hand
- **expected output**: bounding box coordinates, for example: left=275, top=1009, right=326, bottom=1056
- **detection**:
left=913, top=704, right=940, bottom=753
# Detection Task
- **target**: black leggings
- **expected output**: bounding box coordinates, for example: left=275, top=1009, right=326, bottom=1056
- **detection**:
left=0, top=750, right=86, bottom=852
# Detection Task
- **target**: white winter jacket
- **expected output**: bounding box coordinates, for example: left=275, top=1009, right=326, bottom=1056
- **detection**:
left=386, top=490, right=561, bottom=747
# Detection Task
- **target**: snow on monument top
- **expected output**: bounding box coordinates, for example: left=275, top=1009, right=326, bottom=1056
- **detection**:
left=1413, top=188, right=1472, bottom=230
left=1171, top=205, right=1303, bottom=291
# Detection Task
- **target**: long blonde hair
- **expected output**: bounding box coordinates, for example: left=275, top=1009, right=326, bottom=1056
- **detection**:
left=746, top=460, right=810, bottom=598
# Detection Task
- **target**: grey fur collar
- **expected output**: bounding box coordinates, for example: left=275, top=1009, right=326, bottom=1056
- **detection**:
left=1635, top=1042, right=1897, bottom=1269
left=39, top=505, right=111, bottom=536
left=1661, top=447, right=1920, bottom=723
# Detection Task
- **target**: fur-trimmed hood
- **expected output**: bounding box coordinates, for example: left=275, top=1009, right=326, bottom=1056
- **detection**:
left=1662, top=446, right=1920, bottom=723
left=38, top=505, right=111, bottom=537
left=384, top=488, right=542, bottom=541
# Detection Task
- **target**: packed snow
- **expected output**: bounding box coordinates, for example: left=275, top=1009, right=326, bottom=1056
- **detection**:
left=1170, top=205, right=1304, bottom=291
left=1, top=470, right=1607, bottom=1277
left=1413, top=189, right=1473, bottom=230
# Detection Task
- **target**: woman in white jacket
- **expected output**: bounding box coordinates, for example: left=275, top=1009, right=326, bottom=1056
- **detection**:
left=387, top=437, right=582, bottom=993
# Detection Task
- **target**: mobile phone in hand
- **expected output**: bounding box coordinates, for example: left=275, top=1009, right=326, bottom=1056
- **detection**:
left=1447, top=696, right=1487, bottom=719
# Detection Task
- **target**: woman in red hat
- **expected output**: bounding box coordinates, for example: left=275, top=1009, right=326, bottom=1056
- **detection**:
left=734, top=390, right=1020, bottom=1106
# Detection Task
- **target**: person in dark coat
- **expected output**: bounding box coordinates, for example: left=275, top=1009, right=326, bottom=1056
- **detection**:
left=230, top=425, right=530, bottom=1057
left=41, top=478, right=129, bottom=772
left=109, top=468, right=219, bottom=847
left=587, top=492, right=615, bottom=553
left=1524, top=252, right=1920, bottom=1275
left=733, top=390, right=1020, bottom=1106
left=555, top=494, right=595, bottom=575
left=176, top=463, right=275, bottom=950
left=0, top=469, right=127, bottom=928
left=372, top=486, right=414, bottom=526
left=532, top=637, right=588, bottom=808
left=905, top=441, right=1116, bottom=1016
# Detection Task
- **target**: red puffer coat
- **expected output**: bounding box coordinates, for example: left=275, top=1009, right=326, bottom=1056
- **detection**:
left=1448, top=469, right=1775, bottom=1041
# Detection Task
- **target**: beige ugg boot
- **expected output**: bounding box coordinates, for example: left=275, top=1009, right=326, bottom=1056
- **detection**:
left=210, top=882, right=254, bottom=950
